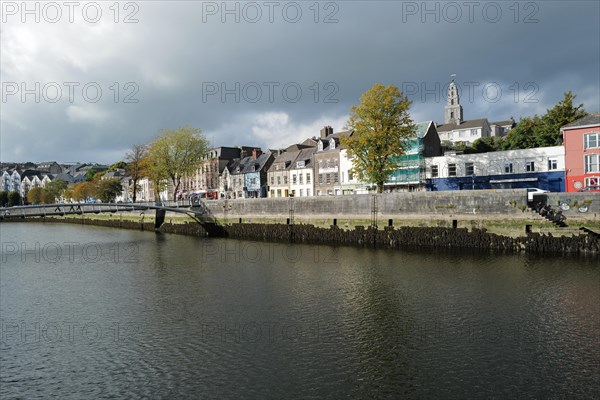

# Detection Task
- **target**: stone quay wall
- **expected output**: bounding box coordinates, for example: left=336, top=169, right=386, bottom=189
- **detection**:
left=7, top=216, right=598, bottom=255
left=205, top=190, right=528, bottom=219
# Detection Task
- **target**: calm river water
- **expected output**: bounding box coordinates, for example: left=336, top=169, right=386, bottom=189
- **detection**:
left=1, top=223, right=598, bottom=399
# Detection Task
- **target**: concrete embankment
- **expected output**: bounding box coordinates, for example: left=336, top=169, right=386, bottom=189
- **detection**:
left=6, top=216, right=598, bottom=255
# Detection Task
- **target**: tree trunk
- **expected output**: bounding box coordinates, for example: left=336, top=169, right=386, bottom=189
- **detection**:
left=132, top=178, right=138, bottom=202
left=172, top=177, right=180, bottom=202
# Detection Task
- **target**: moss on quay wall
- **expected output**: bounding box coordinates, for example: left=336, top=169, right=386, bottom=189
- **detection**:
left=3, top=216, right=598, bottom=255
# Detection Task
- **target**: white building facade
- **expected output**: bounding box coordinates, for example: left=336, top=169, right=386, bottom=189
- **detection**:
left=426, top=146, right=565, bottom=192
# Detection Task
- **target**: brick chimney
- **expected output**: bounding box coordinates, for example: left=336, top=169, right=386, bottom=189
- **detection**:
left=320, top=125, right=333, bottom=139
left=252, top=149, right=262, bottom=159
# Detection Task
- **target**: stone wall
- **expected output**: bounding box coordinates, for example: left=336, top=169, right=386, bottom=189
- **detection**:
left=204, top=189, right=528, bottom=219
left=546, top=192, right=600, bottom=217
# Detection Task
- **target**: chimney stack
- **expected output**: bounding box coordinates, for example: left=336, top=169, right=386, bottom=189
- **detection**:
left=320, top=125, right=333, bottom=139
left=252, top=149, right=262, bottom=159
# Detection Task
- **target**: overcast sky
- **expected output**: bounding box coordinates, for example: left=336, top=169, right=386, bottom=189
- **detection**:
left=1, top=0, right=599, bottom=164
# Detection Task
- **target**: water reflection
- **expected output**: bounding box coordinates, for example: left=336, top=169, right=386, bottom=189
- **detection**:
left=1, top=223, right=598, bottom=399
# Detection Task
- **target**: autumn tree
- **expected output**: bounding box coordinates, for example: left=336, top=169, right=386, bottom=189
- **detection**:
left=41, top=189, right=55, bottom=204
left=71, top=182, right=96, bottom=202
left=341, top=83, right=415, bottom=193
left=125, top=144, right=147, bottom=202
left=146, top=126, right=210, bottom=201
left=27, top=187, right=45, bottom=204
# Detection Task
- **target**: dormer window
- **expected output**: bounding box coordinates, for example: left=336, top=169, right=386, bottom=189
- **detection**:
left=329, top=138, right=335, bottom=149
left=318, top=141, right=323, bottom=151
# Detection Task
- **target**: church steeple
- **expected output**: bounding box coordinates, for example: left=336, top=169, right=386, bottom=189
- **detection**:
left=444, top=75, right=463, bottom=125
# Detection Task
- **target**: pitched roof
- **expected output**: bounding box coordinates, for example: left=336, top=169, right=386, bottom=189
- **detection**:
left=561, top=113, right=600, bottom=129
left=490, top=120, right=515, bottom=126
left=53, top=173, right=76, bottom=183
left=225, top=158, right=244, bottom=174
left=329, top=130, right=352, bottom=140
left=300, top=138, right=318, bottom=147
left=436, top=118, right=489, bottom=132
left=414, top=121, right=434, bottom=139
left=269, top=148, right=303, bottom=170
left=242, top=151, right=274, bottom=173
left=20, top=169, right=44, bottom=179
left=291, top=147, right=317, bottom=168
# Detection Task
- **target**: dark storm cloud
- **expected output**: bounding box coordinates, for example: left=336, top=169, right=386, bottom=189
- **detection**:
left=1, top=1, right=598, bottom=163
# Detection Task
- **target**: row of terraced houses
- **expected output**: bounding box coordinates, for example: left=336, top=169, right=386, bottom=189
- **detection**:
left=175, top=82, right=598, bottom=200
left=3, top=82, right=599, bottom=203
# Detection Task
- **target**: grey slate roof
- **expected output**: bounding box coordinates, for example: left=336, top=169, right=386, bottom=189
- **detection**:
left=291, top=147, right=317, bottom=168
left=242, top=151, right=274, bottom=174
left=561, top=113, right=600, bottom=129
left=53, top=173, right=76, bottom=183
left=436, top=118, right=489, bottom=132
left=20, top=169, right=45, bottom=180
left=269, top=149, right=302, bottom=171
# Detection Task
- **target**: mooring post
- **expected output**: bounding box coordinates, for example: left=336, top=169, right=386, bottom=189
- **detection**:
left=155, top=208, right=166, bottom=230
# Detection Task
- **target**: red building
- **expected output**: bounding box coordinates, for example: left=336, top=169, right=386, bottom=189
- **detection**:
left=561, top=113, right=600, bottom=192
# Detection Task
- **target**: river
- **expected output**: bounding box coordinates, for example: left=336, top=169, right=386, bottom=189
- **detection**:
left=1, top=223, right=598, bottom=398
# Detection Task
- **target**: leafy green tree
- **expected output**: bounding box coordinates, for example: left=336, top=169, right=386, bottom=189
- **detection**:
left=7, top=191, right=21, bottom=206
left=147, top=126, right=210, bottom=201
left=341, top=83, right=415, bottom=193
left=125, top=144, right=147, bottom=202
left=107, top=161, right=127, bottom=172
left=502, top=92, right=587, bottom=150
left=46, top=180, right=68, bottom=202
left=0, top=191, right=8, bottom=207
left=501, top=117, right=539, bottom=150
left=470, top=136, right=503, bottom=153
left=95, top=179, right=123, bottom=203
left=140, top=151, right=167, bottom=201
left=85, top=167, right=107, bottom=181
left=536, top=91, right=587, bottom=146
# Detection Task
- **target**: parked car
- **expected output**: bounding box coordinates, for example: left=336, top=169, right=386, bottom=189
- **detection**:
left=578, top=186, right=600, bottom=192
left=526, top=188, right=549, bottom=202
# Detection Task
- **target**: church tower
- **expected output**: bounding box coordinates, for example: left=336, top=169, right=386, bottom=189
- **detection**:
left=444, top=78, right=463, bottom=125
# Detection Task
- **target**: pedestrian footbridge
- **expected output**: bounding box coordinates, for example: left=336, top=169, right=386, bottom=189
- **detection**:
left=0, top=201, right=215, bottom=230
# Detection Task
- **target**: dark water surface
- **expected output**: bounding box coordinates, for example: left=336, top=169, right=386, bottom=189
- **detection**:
left=1, top=223, right=598, bottom=399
